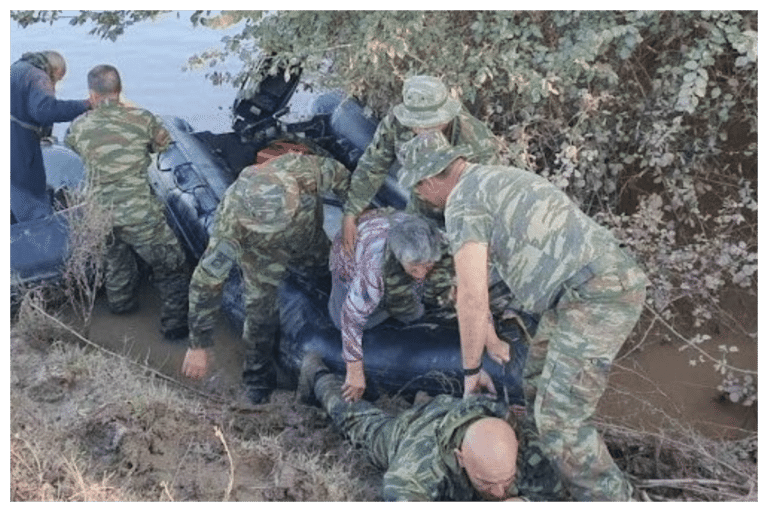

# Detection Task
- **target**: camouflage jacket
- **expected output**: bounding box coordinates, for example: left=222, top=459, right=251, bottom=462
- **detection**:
left=188, top=153, right=350, bottom=348
left=343, top=106, right=505, bottom=217
left=445, top=164, right=620, bottom=314
left=382, top=395, right=562, bottom=501
left=65, top=99, right=170, bottom=227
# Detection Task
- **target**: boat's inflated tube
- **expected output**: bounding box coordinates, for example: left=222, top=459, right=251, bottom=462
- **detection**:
left=275, top=271, right=533, bottom=403
left=11, top=143, right=85, bottom=290
left=149, top=117, right=240, bottom=260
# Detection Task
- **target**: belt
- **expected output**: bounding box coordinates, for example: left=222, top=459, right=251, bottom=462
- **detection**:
left=535, top=249, right=624, bottom=312
left=563, top=262, right=597, bottom=290
left=11, top=114, right=45, bottom=137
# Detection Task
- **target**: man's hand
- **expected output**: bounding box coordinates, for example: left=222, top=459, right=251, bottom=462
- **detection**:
left=341, top=214, right=358, bottom=257
left=155, top=129, right=171, bottom=148
left=454, top=241, right=493, bottom=381
left=151, top=127, right=171, bottom=152
left=182, top=348, right=210, bottom=379
left=463, top=368, right=497, bottom=398
left=486, top=328, right=511, bottom=365
left=342, top=360, right=366, bottom=402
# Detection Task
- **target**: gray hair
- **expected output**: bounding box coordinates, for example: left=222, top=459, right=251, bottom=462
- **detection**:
left=43, top=51, right=66, bottom=78
left=87, top=64, right=122, bottom=95
left=387, top=212, right=443, bottom=265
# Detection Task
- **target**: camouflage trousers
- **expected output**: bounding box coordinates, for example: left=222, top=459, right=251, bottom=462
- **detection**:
left=314, top=372, right=399, bottom=471
left=105, top=219, right=189, bottom=335
left=523, top=247, right=647, bottom=501
left=239, top=229, right=330, bottom=387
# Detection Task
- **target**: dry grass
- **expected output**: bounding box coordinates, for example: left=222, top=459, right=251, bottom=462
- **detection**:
left=10, top=435, right=129, bottom=501
left=60, top=189, right=114, bottom=331
left=9, top=322, right=379, bottom=502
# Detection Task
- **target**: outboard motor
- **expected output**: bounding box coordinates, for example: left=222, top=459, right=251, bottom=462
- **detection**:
left=232, top=64, right=302, bottom=143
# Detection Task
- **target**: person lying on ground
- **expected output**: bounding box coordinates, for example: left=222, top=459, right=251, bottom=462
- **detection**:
left=298, top=351, right=565, bottom=501
left=396, top=130, right=648, bottom=501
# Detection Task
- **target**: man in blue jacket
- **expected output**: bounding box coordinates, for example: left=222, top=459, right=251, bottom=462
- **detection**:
left=11, top=51, right=90, bottom=222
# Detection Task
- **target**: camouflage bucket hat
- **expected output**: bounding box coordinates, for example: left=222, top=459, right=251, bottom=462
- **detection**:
left=236, top=170, right=296, bottom=234
left=397, top=131, right=470, bottom=190
left=393, top=76, right=462, bottom=129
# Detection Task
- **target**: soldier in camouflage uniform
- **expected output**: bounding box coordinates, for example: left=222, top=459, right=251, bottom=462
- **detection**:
left=340, top=75, right=505, bottom=255
left=66, top=64, right=189, bottom=340
left=299, top=352, right=565, bottom=501
left=396, top=131, right=648, bottom=501
left=181, top=149, right=350, bottom=404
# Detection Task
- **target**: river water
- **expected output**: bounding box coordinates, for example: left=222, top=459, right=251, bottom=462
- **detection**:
left=9, top=11, right=244, bottom=141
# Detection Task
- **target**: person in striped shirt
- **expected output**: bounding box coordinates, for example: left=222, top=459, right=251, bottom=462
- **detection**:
left=328, top=209, right=444, bottom=402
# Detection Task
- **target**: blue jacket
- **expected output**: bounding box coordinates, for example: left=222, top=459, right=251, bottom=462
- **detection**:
left=10, top=55, right=89, bottom=221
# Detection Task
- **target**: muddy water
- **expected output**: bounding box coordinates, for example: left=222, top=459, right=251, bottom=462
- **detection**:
left=601, top=341, right=757, bottom=439
left=598, top=289, right=758, bottom=440
left=87, top=277, right=248, bottom=400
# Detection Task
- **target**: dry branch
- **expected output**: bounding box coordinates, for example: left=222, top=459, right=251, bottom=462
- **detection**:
left=215, top=426, right=236, bottom=501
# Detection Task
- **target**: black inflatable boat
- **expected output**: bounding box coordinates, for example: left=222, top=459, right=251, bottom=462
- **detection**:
left=10, top=142, right=87, bottom=306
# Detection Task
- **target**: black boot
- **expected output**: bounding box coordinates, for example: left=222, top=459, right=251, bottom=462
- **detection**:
left=296, top=351, right=330, bottom=405
left=242, top=357, right=277, bottom=405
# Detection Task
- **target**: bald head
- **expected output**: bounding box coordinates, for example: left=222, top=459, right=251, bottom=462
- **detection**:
left=455, top=417, right=518, bottom=500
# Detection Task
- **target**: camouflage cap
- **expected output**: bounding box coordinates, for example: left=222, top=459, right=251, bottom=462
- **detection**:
left=397, top=131, right=471, bottom=190
left=393, top=76, right=462, bottom=129
left=233, top=168, right=297, bottom=234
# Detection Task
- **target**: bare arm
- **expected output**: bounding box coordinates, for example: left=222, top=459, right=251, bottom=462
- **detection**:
left=455, top=241, right=490, bottom=369
left=455, top=241, right=499, bottom=397
left=341, top=214, right=358, bottom=257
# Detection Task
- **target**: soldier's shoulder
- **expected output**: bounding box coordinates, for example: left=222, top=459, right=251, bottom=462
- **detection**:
left=376, top=108, right=406, bottom=132
left=67, top=108, right=99, bottom=134
left=120, top=104, right=160, bottom=123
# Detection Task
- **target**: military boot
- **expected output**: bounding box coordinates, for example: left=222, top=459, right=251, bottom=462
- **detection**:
left=242, top=354, right=277, bottom=405
left=296, top=351, right=330, bottom=405
left=161, top=324, right=189, bottom=343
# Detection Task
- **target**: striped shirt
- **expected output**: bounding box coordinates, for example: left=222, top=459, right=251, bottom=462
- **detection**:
left=330, top=211, right=393, bottom=362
